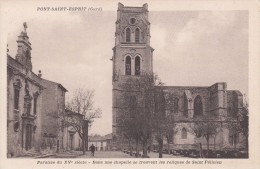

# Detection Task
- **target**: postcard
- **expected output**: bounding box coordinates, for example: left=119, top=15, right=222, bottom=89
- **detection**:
left=0, top=0, right=259, bottom=169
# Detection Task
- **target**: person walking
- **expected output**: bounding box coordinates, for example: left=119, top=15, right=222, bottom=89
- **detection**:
left=90, top=144, right=96, bottom=157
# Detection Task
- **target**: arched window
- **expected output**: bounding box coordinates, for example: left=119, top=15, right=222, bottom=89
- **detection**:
left=194, top=95, right=203, bottom=117
left=181, top=128, right=187, bottom=139
left=126, top=28, right=131, bottom=42
left=125, top=56, right=131, bottom=75
left=14, top=87, right=20, bottom=110
left=135, top=28, right=140, bottom=43
left=13, top=79, right=22, bottom=110
left=174, top=97, right=179, bottom=113
left=229, top=132, right=239, bottom=146
left=135, top=56, right=140, bottom=75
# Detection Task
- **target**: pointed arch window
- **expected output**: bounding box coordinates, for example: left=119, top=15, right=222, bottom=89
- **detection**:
left=126, top=28, right=131, bottom=42
left=135, top=56, right=140, bottom=75
left=174, top=97, right=179, bottom=113
left=135, top=28, right=140, bottom=43
left=194, top=95, right=203, bottom=117
left=125, top=56, right=131, bottom=75
left=181, top=128, right=187, bottom=139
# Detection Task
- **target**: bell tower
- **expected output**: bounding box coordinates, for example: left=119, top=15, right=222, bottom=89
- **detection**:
left=15, top=22, right=32, bottom=71
left=111, top=3, right=154, bottom=149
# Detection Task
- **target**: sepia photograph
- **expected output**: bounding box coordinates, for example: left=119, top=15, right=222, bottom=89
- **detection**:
left=0, top=0, right=259, bottom=169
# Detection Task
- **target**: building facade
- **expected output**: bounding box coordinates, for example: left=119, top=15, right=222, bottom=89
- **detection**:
left=111, top=3, right=247, bottom=151
left=63, top=109, right=84, bottom=151
left=7, top=23, right=67, bottom=157
left=40, top=79, right=67, bottom=153
left=88, top=134, right=113, bottom=151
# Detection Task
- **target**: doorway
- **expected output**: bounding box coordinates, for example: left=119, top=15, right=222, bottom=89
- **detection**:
left=25, top=124, right=32, bottom=150
left=69, top=134, right=74, bottom=150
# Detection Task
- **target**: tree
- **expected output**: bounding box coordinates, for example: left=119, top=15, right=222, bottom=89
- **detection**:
left=163, top=92, right=179, bottom=155
left=63, top=88, right=102, bottom=154
left=62, top=110, right=88, bottom=154
left=121, top=98, right=141, bottom=156
left=240, top=93, right=249, bottom=151
left=225, top=118, right=240, bottom=150
left=239, top=111, right=248, bottom=151
left=119, top=72, right=163, bottom=158
left=225, top=93, right=249, bottom=151
left=165, top=118, right=177, bottom=154
left=190, top=117, right=221, bottom=157
left=152, top=86, right=181, bottom=158
left=152, top=88, right=166, bottom=158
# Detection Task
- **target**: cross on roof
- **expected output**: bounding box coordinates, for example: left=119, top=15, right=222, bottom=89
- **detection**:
left=23, top=22, right=27, bottom=32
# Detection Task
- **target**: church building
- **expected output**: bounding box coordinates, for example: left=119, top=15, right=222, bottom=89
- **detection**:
left=7, top=23, right=67, bottom=157
left=111, top=3, right=247, bottom=151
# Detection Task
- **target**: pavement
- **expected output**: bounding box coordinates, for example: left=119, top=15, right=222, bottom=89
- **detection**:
left=42, top=151, right=184, bottom=158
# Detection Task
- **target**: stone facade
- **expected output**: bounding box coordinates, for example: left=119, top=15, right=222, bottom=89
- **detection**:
left=111, top=3, right=247, bottom=151
left=7, top=56, right=44, bottom=157
left=7, top=23, right=67, bottom=157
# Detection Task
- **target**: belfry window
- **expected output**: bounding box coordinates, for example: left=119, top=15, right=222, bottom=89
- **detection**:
left=126, top=28, right=131, bottom=42
left=135, top=28, right=140, bottom=43
left=135, top=56, right=140, bottom=75
left=125, top=56, right=131, bottom=75
left=181, top=128, right=187, bottom=139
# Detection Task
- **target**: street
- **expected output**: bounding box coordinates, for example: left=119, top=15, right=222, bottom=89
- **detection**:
left=44, top=151, right=184, bottom=158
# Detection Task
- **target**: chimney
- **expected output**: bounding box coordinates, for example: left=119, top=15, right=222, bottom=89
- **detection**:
left=38, top=70, right=42, bottom=78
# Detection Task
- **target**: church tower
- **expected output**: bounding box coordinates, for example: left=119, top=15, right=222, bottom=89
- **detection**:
left=15, top=22, right=32, bottom=71
left=112, top=3, right=154, bottom=149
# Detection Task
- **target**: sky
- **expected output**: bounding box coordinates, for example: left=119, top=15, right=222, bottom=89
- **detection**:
left=5, top=3, right=248, bottom=135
